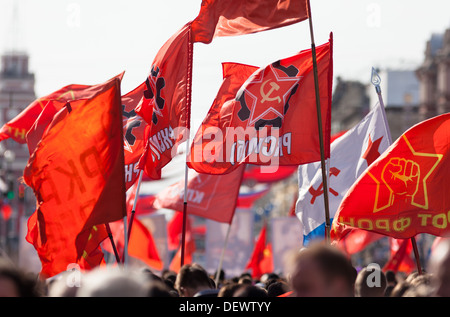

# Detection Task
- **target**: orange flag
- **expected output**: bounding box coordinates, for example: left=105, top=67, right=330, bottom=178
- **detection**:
left=136, top=23, right=192, bottom=180
left=191, top=0, right=309, bottom=44
left=23, top=75, right=126, bottom=278
left=333, top=113, right=450, bottom=240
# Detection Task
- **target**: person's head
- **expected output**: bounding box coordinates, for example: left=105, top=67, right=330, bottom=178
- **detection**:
left=428, top=239, right=450, bottom=297
left=0, top=258, right=42, bottom=297
left=218, top=283, right=241, bottom=297
left=354, top=265, right=387, bottom=297
left=233, top=284, right=268, bottom=297
left=76, top=267, right=148, bottom=297
left=266, top=280, right=290, bottom=297
left=385, top=270, right=397, bottom=287
left=288, top=243, right=356, bottom=297
left=175, top=263, right=213, bottom=297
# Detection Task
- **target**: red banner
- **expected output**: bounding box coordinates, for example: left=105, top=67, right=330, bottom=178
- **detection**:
left=188, top=36, right=333, bottom=175
left=154, top=165, right=245, bottom=224
left=24, top=76, right=126, bottom=278
left=333, top=113, right=450, bottom=240
left=136, top=23, right=192, bottom=180
left=191, top=0, right=309, bottom=44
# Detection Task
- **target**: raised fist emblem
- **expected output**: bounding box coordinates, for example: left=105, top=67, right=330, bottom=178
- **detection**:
left=381, top=158, right=420, bottom=200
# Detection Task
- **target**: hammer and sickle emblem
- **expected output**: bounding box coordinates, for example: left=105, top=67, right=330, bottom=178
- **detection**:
left=309, top=167, right=341, bottom=204
left=260, top=80, right=281, bottom=104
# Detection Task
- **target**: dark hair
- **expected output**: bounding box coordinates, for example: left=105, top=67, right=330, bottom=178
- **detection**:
left=175, top=264, right=212, bottom=294
left=293, top=244, right=357, bottom=295
left=266, top=281, right=290, bottom=297
left=0, top=259, right=42, bottom=297
left=233, top=285, right=268, bottom=297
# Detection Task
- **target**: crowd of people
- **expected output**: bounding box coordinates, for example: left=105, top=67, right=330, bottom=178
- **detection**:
left=0, top=240, right=449, bottom=297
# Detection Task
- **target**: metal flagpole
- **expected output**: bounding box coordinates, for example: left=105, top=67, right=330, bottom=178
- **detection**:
left=371, top=67, right=422, bottom=274
left=180, top=136, right=190, bottom=268
left=126, top=170, right=144, bottom=242
left=214, top=223, right=232, bottom=288
left=306, top=0, right=331, bottom=243
left=105, top=223, right=121, bottom=263
left=123, top=215, right=128, bottom=267
left=371, top=67, right=393, bottom=144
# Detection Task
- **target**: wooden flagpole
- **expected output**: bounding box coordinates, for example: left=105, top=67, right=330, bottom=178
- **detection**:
left=306, top=0, right=331, bottom=243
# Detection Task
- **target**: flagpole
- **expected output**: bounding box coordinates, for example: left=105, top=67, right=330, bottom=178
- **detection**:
left=214, top=223, right=232, bottom=288
left=411, top=236, right=423, bottom=275
left=126, top=170, right=144, bottom=242
left=105, top=223, right=121, bottom=263
left=181, top=23, right=194, bottom=268
left=306, top=0, right=331, bottom=243
left=371, top=67, right=393, bottom=144
left=123, top=215, right=128, bottom=267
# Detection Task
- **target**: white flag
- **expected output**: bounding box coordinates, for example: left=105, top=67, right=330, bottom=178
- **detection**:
left=296, top=103, right=391, bottom=244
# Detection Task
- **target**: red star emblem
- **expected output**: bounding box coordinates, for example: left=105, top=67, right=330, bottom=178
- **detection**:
left=241, top=65, right=300, bottom=127
left=362, top=135, right=383, bottom=166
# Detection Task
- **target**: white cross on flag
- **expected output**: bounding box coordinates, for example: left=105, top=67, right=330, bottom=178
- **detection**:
left=296, top=103, right=391, bottom=245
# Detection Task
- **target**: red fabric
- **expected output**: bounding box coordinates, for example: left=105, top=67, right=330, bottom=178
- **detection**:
left=383, top=239, right=415, bottom=273
left=167, top=212, right=189, bottom=251
left=332, top=113, right=450, bottom=240
left=169, top=223, right=196, bottom=273
left=136, top=23, right=192, bottom=180
left=243, top=165, right=297, bottom=184
left=154, top=165, right=245, bottom=224
left=1, top=204, right=12, bottom=221
left=23, top=76, right=126, bottom=278
left=245, top=224, right=273, bottom=278
left=102, top=217, right=162, bottom=270
left=188, top=36, right=333, bottom=175
left=337, top=229, right=384, bottom=255
left=122, top=83, right=148, bottom=189
left=191, top=0, right=309, bottom=44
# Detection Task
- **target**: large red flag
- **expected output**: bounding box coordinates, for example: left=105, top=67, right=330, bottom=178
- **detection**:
left=136, top=23, right=192, bottom=180
left=333, top=113, right=450, bottom=240
left=188, top=36, right=333, bottom=175
left=23, top=76, right=126, bottom=278
left=153, top=165, right=245, bottom=224
left=191, top=0, right=309, bottom=44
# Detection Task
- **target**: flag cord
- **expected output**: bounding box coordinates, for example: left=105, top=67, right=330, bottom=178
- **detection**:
left=411, top=237, right=423, bottom=275
left=307, top=0, right=331, bottom=243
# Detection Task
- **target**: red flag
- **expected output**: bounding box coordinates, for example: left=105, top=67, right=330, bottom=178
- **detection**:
left=191, top=0, right=309, bottom=44
left=243, top=165, right=297, bottom=184
left=136, top=23, right=192, bottom=180
left=122, top=82, right=148, bottom=189
left=154, top=165, right=245, bottom=224
left=101, top=217, right=162, bottom=270
left=337, top=230, right=384, bottom=255
left=0, top=84, right=90, bottom=144
left=169, top=216, right=196, bottom=273
left=332, top=113, right=450, bottom=240
left=188, top=36, right=333, bottom=175
left=383, top=239, right=415, bottom=274
left=0, top=204, right=12, bottom=221
left=167, top=211, right=189, bottom=251
left=245, top=224, right=273, bottom=278
left=23, top=76, right=126, bottom=278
